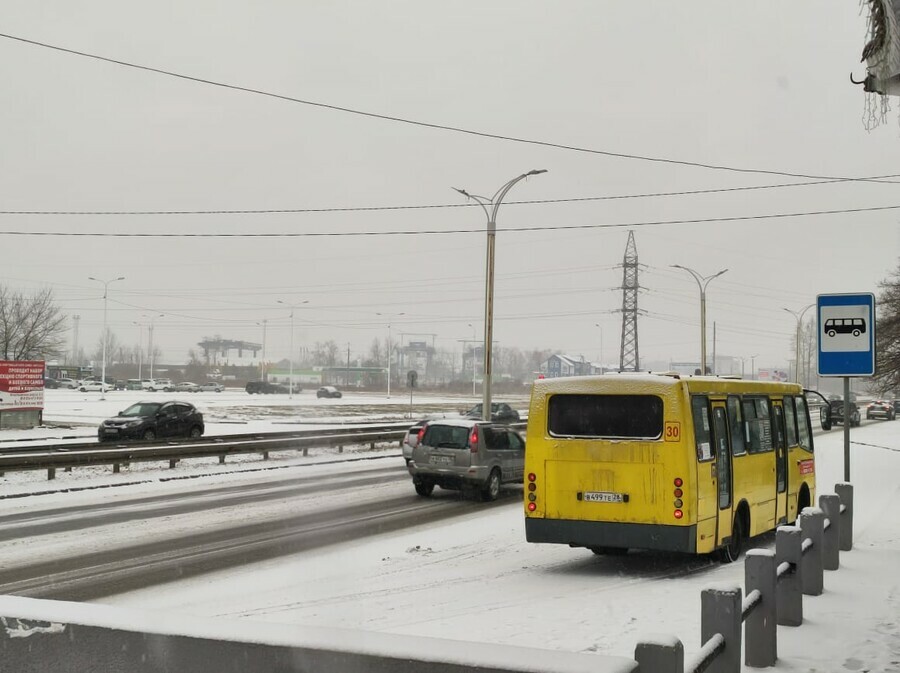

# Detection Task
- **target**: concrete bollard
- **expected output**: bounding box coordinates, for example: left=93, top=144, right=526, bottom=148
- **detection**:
left=701, top=585, right=742, bottom=673
left=169, top=459, right=178, bottom=469
left=744, top=549, right=777, bottom=667
left=113, top=463, right=120, bottom=474
left=775, top=525, right=803, bottom=626
left=303, top=447, right=308, bottom=457
left=819, top=494, right=841, bottom=571
left=262, top=451, right=269, bottom=460
left=219, top=455, right=226, bottom=464
left=799, top=507, right=824, bottom=596
left=835, top=483, right=853, bottom=551
left=47, top=468, right=55, bottom=480
left=635, top=634, right=684, bottom=673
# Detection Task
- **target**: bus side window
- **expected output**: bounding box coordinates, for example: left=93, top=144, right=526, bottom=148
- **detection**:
left=691, top=395, right=713, bottom=462
left=794, top=396, right=813, bottom=452
left=742, top=397, right=773, bottom=453
left=727, top=395, right=745, bottom=455
left=783, top=396, right=798, bottom=447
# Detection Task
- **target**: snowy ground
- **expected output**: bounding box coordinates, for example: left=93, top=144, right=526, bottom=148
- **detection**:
left=2, top=396, right=898, bottom=672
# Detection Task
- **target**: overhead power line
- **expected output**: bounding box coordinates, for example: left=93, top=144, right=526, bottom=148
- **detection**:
left=2, top=176, right=900, bottom=216
left=0, top=203, right=898, bottom=237
left=2, top=31, right=900, bottom=186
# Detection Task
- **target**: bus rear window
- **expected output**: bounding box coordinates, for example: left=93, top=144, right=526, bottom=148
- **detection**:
left=547, top=394, right=663, bottom=439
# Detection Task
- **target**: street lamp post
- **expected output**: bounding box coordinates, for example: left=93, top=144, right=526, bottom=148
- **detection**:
left=133, top=321, right=143, bottom=381
left=376, top=312, right=405, bottom=399
left=467, top=323, right=477, bottom=397
left=594, top=323, right=604, bottom=374
left=672, top=265, right=728, bottom=376
left=455, top=169, right=547, bottom=420
left=145, top=314, right=164, bottom=381
left=256, top=319, right=268, bottom=381
left=277, top=300, right=309, bottom=399
left=783, top=304, right=816, bottom=385
left=88, top=276, right=124, bottom=400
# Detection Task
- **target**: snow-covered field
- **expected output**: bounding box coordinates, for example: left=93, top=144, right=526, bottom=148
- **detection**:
left=2, top=395, right=898, bottom=672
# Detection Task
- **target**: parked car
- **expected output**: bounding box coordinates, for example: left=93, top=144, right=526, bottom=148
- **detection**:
left=198, top=381, right=225, bottom=392
left=145, top=379, right=173, bottom=392
left=316, top=386, right=342, bottom=399
left=822, top=398, right=861, bottom=429
left=43, top=377, right=60, bottom=389
left=245, top=381, right=294, bottom=394
left=408, top=419, right=526, bottom=501
left=866, top=400, right=895, bottom=420
left=56, top=378, right=78, bottom=389
left=126, top=379, right=144, bottom=391
left=79, top=380, right=112, bottom=392
left=462, top=402, right=520, bottom=423
left=98, top=401, right=205, bottom=442
left=165, top=382, right=200, bottom=393
left=401, top=420, right=429, bottom=465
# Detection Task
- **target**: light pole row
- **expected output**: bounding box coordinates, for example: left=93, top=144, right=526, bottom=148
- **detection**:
left=88, top=276, right=124, bottom=400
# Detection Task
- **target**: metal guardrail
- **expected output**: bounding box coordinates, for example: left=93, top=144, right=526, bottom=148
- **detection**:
left=0, top=419, right=527, bottom=481
left=634, top=483, right=855, bottom=672
left=0, top=426, right=410, bottom=480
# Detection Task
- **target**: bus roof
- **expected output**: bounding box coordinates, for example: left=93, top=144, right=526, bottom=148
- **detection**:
left=531, top=373, right=803, bottom=396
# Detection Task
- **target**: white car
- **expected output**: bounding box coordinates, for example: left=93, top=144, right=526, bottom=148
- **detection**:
left=56, top=378, right=78, bottom=389
left=145, top=379, right=173, bottom=392
left=79, top=381, right=111, bottom=392
left=197, top=382, right=225, bottom=392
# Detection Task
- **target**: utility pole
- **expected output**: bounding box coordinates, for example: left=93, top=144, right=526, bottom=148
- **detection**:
left=346, top=342, right=351, bottom=387
left=71, top=315, right=81, bottom=365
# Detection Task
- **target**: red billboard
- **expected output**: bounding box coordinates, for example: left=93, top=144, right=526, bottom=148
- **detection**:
left=0, top=360, right=45, bottom=411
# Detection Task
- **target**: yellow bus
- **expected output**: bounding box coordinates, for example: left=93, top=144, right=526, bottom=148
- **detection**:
left=523, top=373, right=816, bottom=561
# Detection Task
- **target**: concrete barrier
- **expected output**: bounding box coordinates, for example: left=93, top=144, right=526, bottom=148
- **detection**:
left=0, top=595, right=638, bottom=673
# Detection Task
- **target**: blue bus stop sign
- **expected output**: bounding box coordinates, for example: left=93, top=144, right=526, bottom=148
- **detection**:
left=817, top=293, right=876, bottom=377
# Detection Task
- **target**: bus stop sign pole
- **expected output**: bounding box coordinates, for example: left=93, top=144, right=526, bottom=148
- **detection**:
left=816, top=293, right=876, bottom=484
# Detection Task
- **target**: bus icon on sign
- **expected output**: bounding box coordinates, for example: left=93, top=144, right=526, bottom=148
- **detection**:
left=824, top=318, right=866, bottom=338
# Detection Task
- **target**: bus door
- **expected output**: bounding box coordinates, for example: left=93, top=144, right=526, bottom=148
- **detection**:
left=710, top=402, right=734, bottom=547
left=771, top=401, right=788, bottom=525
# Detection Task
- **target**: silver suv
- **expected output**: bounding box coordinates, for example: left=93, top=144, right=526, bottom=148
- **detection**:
left=408, top=419, right=525, bottom=501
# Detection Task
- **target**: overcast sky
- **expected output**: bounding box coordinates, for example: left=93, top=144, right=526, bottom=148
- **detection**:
left=2, top=1, right=899, bottom=372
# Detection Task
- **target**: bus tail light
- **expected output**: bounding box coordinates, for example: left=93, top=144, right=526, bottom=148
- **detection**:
left=469, top=427, right=479, bottom=452
left=674, top=477, right=684, bottom=517
left=527, top=472, right=537, bottom=512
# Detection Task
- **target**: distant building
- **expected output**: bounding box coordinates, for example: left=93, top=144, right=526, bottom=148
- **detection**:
left=544, top=354, right=595, bottom=378
left=197, top=338, right=262, bottom=367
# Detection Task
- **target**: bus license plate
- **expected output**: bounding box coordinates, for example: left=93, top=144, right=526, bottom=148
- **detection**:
left=430, top=455, right=453, bottom=465
left=583, top=491, right=624, bottom=503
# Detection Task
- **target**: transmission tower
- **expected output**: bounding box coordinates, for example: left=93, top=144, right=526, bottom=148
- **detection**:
left=618, top=231, right=640, bottom=371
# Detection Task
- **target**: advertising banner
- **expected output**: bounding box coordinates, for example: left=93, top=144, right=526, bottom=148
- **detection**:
left=0, top=360, right=45, bottom=411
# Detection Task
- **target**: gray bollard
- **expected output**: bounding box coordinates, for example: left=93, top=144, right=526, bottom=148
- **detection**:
left=799, top=507, right=824, bottom=596
left=775, top=525, right=803, bottom=626
left=835, top=483, right=853, bottom=551
left=219, top=455, right=226, bottom=464
left=113, top=463, right=120, bottom=474
left=745, top=549, right=777, bottom=667
left=169, top=459, right=178, bottom=469
left=701, top=585, right=742, bottom=673
left=635, top=635, right=684, bottom=673
left=819, top=494, right=841, bottom=571
left=47, top=468, right=55, bottom=480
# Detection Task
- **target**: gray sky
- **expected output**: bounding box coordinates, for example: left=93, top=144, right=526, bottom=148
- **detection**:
left=1, top=1, right=899, bottom=371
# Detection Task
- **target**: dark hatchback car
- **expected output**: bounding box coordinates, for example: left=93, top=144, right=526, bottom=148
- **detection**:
left=98, top=401, right=205, bottom=442
left=463, top=402, right=520, bottom=423
left=245, top=381, right=295, bottom=394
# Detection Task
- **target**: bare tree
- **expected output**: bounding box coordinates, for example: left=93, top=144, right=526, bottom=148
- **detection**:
left=92, top=328, right=121, bottom=365
left=874, top=261, right=900, bottom=393
left=0, top=286, right=67, bottom=360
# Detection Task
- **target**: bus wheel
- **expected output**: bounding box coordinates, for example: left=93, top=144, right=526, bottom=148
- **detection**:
left=590, top=546, right=628, bottom=556
left=720, top=514, right=746, bottom=563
